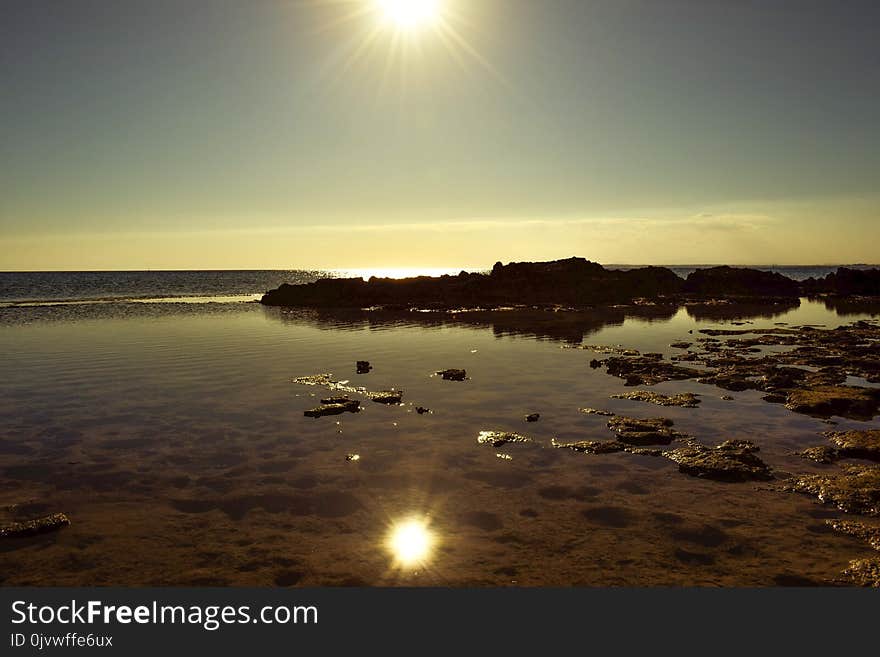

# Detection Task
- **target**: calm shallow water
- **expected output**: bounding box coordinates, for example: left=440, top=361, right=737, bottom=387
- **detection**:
left=1, top=296, right=879, bottom=586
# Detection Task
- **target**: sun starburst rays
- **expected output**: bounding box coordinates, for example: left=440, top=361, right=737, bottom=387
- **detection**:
left=302, top=0, right=504, bottom=97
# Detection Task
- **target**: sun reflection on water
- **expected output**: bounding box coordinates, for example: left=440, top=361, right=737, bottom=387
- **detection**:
left=386, top=516, right=435, bottom=568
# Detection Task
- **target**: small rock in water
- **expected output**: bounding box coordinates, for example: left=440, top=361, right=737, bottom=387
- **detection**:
left=370, top=390, right=403, bottom=404
left=345, top=453, right=360, bottom=462
left=477, top=431, right=531, bottom=448
left=496, top=453, right=513, bottom=461
left=607, top=416, right=685, bottom=445
left=589, top=359, right=603, bottom=369
left=416, top=406, right=432, bottom=415
left=579, top=408, right=614, bottom=416
left=798, top=445, right=839, bottom=464
left=721, top=395, right=735, bottom=401
left=356, top=361, right=372, bottom=374
left=304, top=399, right=361, bottom=418
left=1, top=512, right=70, bottom=538
left=525, top=413, right=540, bottom=422
left=436, top=368, right=467, bottom=381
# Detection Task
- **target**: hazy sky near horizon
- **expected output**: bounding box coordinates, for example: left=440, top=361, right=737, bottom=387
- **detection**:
left=2, top=0, right=879, bottom=270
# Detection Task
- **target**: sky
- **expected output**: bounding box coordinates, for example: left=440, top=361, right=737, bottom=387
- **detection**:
left=2, top=0, right=879, bottom=270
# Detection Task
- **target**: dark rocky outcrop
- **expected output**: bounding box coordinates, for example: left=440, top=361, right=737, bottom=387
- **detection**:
left=259, top=260, right=879, bottom=309
left=802, top=267, right=880, bottom=296
left=261, top=258, right=684, bottom=308
left=682, top=266, right=800, bottom=298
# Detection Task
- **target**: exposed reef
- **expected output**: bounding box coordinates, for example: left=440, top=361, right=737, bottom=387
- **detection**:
left=786, top=465, right=880, bottom=516
left=665, top=440, right=773, bottom=482
left=610, top=390, right=701, bottom=408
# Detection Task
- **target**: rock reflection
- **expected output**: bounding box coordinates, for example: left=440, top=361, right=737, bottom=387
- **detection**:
left=262, top=300, right=822, bottom=343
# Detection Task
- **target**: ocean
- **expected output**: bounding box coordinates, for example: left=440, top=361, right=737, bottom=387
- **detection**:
left=1, top=266, right=879, bottom=586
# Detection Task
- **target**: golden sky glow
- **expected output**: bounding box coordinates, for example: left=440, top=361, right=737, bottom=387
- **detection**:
left=2, top=1, right=879, bottom=270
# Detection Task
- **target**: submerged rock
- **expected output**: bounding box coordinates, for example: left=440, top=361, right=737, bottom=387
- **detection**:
left=1, top=512, right=70, bottom=538
left=606, top=416, right=685, bottom=445
left=665, top=440, right=773, bottom=482
left=604, top=355, right=702, bottom=386
left=356, top=361, right=372, bottom=374
left=786, top=465, right=880, bottom=515
left=436, top=368, right=467, bottom=381
left=525, top=413, right=540, bottom=422
left=610, top=390, right=701, bottom=408
left=477, top=431, right=531, bottom=448
left=416, top=406, right=432, bottom=415
left=304, top=399, right=360, bottom=418
left=320, top=395, right=354, bottom=405
left=784, top=386, right=880, bottom=420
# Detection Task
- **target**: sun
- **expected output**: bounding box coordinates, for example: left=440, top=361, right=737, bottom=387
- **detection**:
left=375, top=0, right=441, bottom=30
